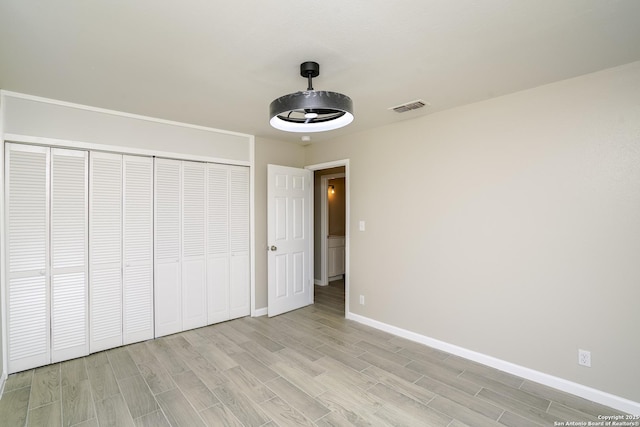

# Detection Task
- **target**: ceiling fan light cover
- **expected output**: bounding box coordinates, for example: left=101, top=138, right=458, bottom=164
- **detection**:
left=270, top=90, right=354, bottom=132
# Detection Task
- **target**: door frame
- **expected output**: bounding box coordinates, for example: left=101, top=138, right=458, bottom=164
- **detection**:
left=305, top=159, right=350, bottom=318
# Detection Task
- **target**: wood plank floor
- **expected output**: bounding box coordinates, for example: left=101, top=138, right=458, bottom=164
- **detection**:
left=0, top=279, right=628, bottom=426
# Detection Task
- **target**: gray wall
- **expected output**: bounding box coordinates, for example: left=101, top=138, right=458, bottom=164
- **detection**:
left=304, top=61, right=640, bottom=403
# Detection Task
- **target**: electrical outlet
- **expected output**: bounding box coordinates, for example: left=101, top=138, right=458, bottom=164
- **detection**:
left=359, top=295, right=365, bottom=305
left=578, top=349, right=591, bottom=367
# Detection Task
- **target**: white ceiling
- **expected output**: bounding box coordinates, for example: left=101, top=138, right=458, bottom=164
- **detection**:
left=1, top=0, right=640, bottom=145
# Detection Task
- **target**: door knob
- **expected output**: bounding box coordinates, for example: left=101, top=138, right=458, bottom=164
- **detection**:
left=270, top=245, right=277, bottom=251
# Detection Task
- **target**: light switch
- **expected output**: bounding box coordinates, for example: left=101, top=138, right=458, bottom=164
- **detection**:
left=359, top=220, right=366, bottom=231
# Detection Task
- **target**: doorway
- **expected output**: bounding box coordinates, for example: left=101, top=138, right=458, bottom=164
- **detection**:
left=306, top=160, right=349, bottom=317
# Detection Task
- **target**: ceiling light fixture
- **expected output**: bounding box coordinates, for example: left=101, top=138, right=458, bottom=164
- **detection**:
left=269, top=61, right=354, bottom=133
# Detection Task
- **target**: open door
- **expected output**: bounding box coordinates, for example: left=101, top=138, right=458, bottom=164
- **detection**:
left=267, top=164, right=313, bottom=317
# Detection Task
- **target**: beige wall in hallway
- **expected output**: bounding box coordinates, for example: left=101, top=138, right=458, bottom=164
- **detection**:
left=328, top=177, right=346, bottom=237
left=253, top=137, right=306, bottom=309
left=304, top=61, right=640, bottom=403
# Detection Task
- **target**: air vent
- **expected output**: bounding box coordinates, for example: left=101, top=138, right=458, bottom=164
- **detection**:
left=389, top=99, right=429, bottom=113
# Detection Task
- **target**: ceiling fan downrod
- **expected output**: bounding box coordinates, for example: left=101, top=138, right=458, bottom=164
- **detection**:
left=300, top=61, right=320, bottom=91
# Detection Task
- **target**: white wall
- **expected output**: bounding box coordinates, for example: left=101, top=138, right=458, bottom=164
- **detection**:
left=2, top=93, right=251, bottom=163
left=305, top=61, right=640, bottom=405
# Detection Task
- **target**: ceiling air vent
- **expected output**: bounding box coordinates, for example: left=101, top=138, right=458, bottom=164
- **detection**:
left=389, top=99, right=429, bottom=113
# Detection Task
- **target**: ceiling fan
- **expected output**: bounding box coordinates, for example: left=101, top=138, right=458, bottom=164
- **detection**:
left=269, top=61, right=354, bottom=132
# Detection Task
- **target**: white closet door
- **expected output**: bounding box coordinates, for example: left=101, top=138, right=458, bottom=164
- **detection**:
left=50, top=148, right=89, bottom=363
left=229, top=166, right=250, bottom=319
left=207, top=164, right=230, bottom=324
left=5, top=144, right=50, bottom=373
left=123, top=155, right=154, bottom=344
left=89, top=152, right=123, bottom=353
left=154, top=158, right=182, bottom=337
left=182, top=161, right=207, bottom=330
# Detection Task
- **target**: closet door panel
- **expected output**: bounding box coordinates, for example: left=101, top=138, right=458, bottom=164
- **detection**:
left=154, top=158, right=182, bottom=337
left=50, top=148, right=88, bottom=362
left=123, top=265, right=153, bottom=343
left=207, top=258, right=229, bottom=323
left=123, top=155, right=154, bottom=344
left=5, top=144, right=50, bottom=373
left=229, top=254, right=250, bottom=319
left=51, top=272, right=88, bottom=361
left=90, top=269, right=123, bottom=351
left=7, top=276, right=48, bottom=372
left=155, top=262, right=181, bottom=336
left=229, top=166, right=250, bottom=319
left=89, top=152, right=123, bottom=352
left=181, top=259, right=206, bottom=329
left=182, top=161, right=207, bottom=330
left=207, top=164, right=229, bottom=323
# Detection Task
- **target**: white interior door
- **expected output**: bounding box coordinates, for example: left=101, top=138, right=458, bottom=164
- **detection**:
left=122, top=155, right=154, bottom=344
left=5, top=144, right=51, bottom=373
left=50, top=148, right=89, bottom=363
left=228, top=166, right=250, bottom=319
left=181, top=161, right=207, bottom=330
left=207, top=163, right=230, bottom=324
left=89, top=152, right=123, bottom=353
left=267, top=164, right=313, bottom=317
left=154, top=158, right=182, bottom=337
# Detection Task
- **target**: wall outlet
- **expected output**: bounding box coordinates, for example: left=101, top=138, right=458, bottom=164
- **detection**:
left=578, top=349, right=591, bottom=367
left=359, top=295, right=365, bottom=305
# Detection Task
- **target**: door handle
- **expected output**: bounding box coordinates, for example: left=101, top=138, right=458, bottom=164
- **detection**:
left=270, top=245, right=277, bottom=251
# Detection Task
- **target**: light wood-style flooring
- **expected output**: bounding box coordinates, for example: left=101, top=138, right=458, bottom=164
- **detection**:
left=0, top=279, right=626, bottom=426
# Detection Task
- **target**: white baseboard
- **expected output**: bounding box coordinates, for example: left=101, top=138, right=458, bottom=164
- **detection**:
left=252, top=307, right=268, bottom=317
left=346, top=312, right=640, bottom=416
left=314, top=279, right=328, bottom=286
left=0, top=371, right=6, bottom=400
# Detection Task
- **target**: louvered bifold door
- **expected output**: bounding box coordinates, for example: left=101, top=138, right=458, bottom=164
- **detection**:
left=181, top=161, right=207, bottom=330
left=229, top=166, right=250, bottom=319
left=123, top=155, right=154, bottom=344
left=154, top=158, right=182, bottom=337
left=50, top=148, right=89, bottom=363
left=89, top=152, right=123, bottom=353
left=5, top=143, right=50, bottom=373
left=207, top=164, right=230, bottom=324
